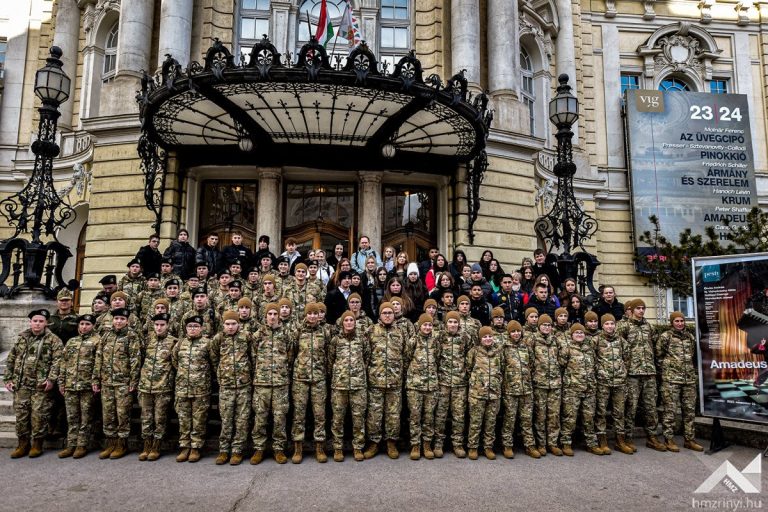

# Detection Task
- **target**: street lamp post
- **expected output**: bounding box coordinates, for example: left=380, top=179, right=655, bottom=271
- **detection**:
left=534, top=74, right=600, bottom=299
left=0, top=46, right=76, bottom=298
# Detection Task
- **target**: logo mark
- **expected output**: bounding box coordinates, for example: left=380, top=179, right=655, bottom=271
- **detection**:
left=695, top=454, right=762, bottom=494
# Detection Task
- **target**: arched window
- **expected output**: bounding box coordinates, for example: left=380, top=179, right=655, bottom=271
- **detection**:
left=102, top=22, right=118, bottom=81
left=659, top=77, right=691, bottom=92
left=520, top=47, right=535, bottom=135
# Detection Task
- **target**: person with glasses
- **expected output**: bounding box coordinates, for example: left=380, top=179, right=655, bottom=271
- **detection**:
left=532, top=314, right=563, bottom=457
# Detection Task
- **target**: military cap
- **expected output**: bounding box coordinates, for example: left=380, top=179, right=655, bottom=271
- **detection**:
left=151, top=313, right=170, bottom=322
left=191, top=286, right=208, bottom=296
left=507, top=320, right=522, bottom=333
left=305, top=303, right=320, bottom=315
left=537, top=314, right=553, bottom=326
left=584, top=311, right=598, bottom=322
left=147, top=272, right=160, bottom=280
left=152, top=298, right=170, bottom=309
left=294, top=262, right=307, bottom=272
left=492, top=307, right=505, bottom=319
left=570, top=323, right=586, bottom=334
left=445, top=311, right=461, bottom=322
left=77, top=314, right=96, bottom=324
left=265, top=302, right=279, bottom=314
left=127, top=258, right=141, bottom=267
left=307, top=260, right=319, bottom=267
left=389, top=296, right=403, bottom=306
left=478, top=326, right=494, bottom=338
left=110, top=291, right=128, bottom=302
left=228, top=280, right=242, bottom=289
left=258, top=235, right=270, bottom=244
left=219, top=270, right=232, bottom=277
left=601, top=313, right=616, bottom=324
left=633, top=298, right=646, bottom=308
left=99, top=274, right=117, bottom=285
left=237, top=297, right=253, bottom=308
left=28, top=309, right=50, bottom=320
left=247, top=267, right=259, bottom=275
left=316, top=303, right=327, bottom=312
left=424, top=298, right=438, bottom=309
left=185, top=315, right=203, bottom=326
left=164, top=279, right=180, bottom=288
left=348, top=293, right=362, bottom=303
left=230, top=259, right=242, bottom=267
left=195, top=262, right=209, bottom=269
left=669, top=311, right=685, bottom=322
left=94, top=294, right=110, bottom=304
left=161, top=257, right=173, bottom=264
left=525, top=307, right=539, bottom=318
left=457, top=295, right=470, bottom=305
left=417, top=313, right=433, bottom=325
left=261, top=274, right=276, bottom=284
left=57, top=288, right=73, bottom=300
left=555, top=307, right=568, bottom=318
left=340, top=310, right=356, bottom=323
left=278, top=297, right=292, bottom=308
left=222, top=311, right=239, bottom=322
left=275, top=256, right=289, bottom=265
left=378, top=301, right=394, bottom=314
left=111, top=308, right=129, bottom=319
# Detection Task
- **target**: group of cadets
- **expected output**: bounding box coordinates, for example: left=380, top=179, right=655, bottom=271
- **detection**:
left=4, top=231, right=704, bottom=465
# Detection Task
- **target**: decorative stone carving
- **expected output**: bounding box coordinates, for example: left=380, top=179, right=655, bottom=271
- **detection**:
left=638, top=23, right=722, bottom=87
left=698, top=0, right=714, bottom=24
left=643, top=0, right=656, bottom=20
left=736, top=0, right=753, bottom=26
left=83, top=0, right=120, bottom=45
left=58, top=163, right=93, bottom=199
left=519, top=15, right=552, bottom=64
left=605, top=0, right=617, bottom=18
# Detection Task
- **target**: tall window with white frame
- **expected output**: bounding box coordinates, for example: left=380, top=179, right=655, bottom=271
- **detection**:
left=239, top=0, right=271, bottom=63
left=379, top=0, right=410, bottom=73
left=520, top=47, right=535, bottom=136
left=102, top=23, right=118, bottom=82
left=710, top=79, right=729, bottom=94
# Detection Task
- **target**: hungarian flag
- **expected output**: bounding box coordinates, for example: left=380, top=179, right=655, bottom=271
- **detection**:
left=339, top=0, right=362, bottom=48
left=315, top=0, right=334, bottom=47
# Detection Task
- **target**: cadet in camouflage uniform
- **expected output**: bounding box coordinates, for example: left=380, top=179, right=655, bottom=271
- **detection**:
left=159, top=258, right=181, bottom=289
left=210, top=311, right=253, bottom=466
left=243, top=267, right=261, bottom=300
left=278, top=297, right=297, bottom=333
left=5, top=309, right=63, bottom=458
left=164, top=279, right=189, bottom=327
left=532, top=314, right=563, bottom=456
left=656, top=311, right=704, bottom=452
left=364, top=302, right=406, bottom=460
left=284, top=262, right=310, bottom=318
left=328, top=309, right=370, bottom=462
left=457, top=295, right=481, bottom=345
left=404, top=313, right=441, bottom=460
left=97, top=292, right=141, bottom=336
left=237, top=297, right=260, bottom=334
left=559, top=324, right=602, bottom=456
left=181, top=287, right=221, bottom=338
left=424, top=299, right=444, bottom=334
left=274, top=256, right=296, bottom=298
left=119, top=258, right=147, bottom=306
left=521, top=307, right=539, bottom=347
left=250, top=303, right=294, bottom=465
left=57, top=314, right=100, bottom=459
left=501, top=320, right=539, bottom=459
left=466, top=326, right=504, bottom=460
left=93, top=308, right=141, bottom=460
left=434, top=311, right=471, bottom=458
left=173, top=315, right=213, bottom=463
left=291, top=301, right=331, bottom=464
left=617, top=299, right=667, bottom=452
left=141, top=298, right=169, bottom=337
left=584, top=311, right=600, bottom=352
left=306, top=261, right=326, bottom=304
left=491, top=307, right=507, bottom=342
left=136, top=274, right=164, bottom=324
left=218, top=281, right=243, bottom=316
left=255, top=275, right=281, bottom=320
left=336, top=293, right=373, bottom=333
left=48, top=288, right=79, bottom=438
left=138, top=313, right=177, bottom=462
left=553, top=307, right=571, bottom=353
left=391, top=297, right=415, bottom=340
left=595, top=314, right=632, bottom=455
left=209, top=271, right=232, bottom=312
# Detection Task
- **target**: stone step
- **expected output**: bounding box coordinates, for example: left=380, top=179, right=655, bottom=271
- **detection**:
left=0, top=431, right=17, bottom=449
left=0, top=415, right=15, bottom=430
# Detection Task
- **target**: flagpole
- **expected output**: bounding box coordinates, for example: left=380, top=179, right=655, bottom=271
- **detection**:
left=306, top=10, right=314, bottom=61
left=330, top=3, right=348, bottom=62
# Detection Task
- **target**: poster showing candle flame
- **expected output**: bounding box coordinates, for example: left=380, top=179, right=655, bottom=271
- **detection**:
left=694, top=253, right=768, bottom=424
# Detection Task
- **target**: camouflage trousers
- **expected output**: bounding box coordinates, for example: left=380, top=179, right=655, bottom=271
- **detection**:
left=140, top=392, right=172, bottom=440
left=467, top=395, right=500, bottom=449
left=291, top=380, right=326, bottom=442
left=219, top=387, right=252, bottom=454
left=595, top=383, right=625, bottom=435
left=252, top=385, right=289, bottom=451
left=102, top=385, right=133, bottom=439
left=533, top=387, right=561, bottom=447
left=174, top=395, right=210, bottom=449
left=64, top=390, right=94, bottom=447
left=560, top=388, right=597, bottom=447
left=406, top=389, right=437, bottom=446
left=501, top=393, right=534, bottom=448
left=331, top=388, right=367, bottom=450
left=625, top=375, right=659, bottom=439
left=434, top=385, right=467, bottom=448
left=366, top=387, right=402, bottom=443
left=13, top=388, right=53, bottom=439
left=661, top=382, right=696, bottom=441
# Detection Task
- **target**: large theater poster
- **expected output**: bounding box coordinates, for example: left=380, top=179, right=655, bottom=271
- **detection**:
left=693, top=253, right=768, bottom=423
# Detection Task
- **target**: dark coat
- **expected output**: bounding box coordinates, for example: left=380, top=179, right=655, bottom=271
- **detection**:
left=324, top=287, right=352, bottom=325
left=163, top=241, right=196, bottom=279
left=135, top=245, right=162, bottom=276
left=591, top=298, right=625, bottom=326
left=196, top=244, right=224, bottom=275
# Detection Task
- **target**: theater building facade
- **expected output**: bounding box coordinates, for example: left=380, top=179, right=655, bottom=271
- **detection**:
left=1, top=0, right=767, bottom=319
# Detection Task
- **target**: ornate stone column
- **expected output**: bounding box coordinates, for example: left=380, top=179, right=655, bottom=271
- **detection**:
left=358, top=171, right=383, bottom=251
left=52, top=0, right=80, bottom=130
left=158, top=0, right=194, bottom=67
left=451, top=0, right=481, bottom=89
left=116, top=0, right=155, bottom=78
left=487, top=0, right=525, bottom=130
left=256, top=167, right=282, bottom=248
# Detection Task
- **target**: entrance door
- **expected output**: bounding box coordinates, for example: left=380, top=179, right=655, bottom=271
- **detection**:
left=198, top=181, right=259, bottom=250
left=283, top=182, right=356, bottom=256
left=73, top=222, right=87, bottom=310
left=381, top=186, right=436, bottom=263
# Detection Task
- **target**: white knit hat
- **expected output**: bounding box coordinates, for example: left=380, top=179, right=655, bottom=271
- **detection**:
left=407, top=262, right=419, bottom=277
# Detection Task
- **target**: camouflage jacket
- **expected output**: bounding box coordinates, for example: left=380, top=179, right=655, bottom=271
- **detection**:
left=209, top=287, right=229, bottom=312
left=138, top=333, right=177, bottom=394
left=217, top=296, right=240, bottom=316
left=404, top=333, right=440, bottom=392
left=367, top=322, right=406, bottom=389
left=459, top=314, right=481, bottom=345
left=595, top=331, right=628, bottom=386
left=94, top=326, right=141, bottom=388
left=136, top=288, right=164, bottom=322
left=172, top=334, right=212, bottom=397
left=334, top=312, right=373, bottom=334
left=293, top=322, right=330, bottom=383
left=395, top=316, right=415, bottom=341
left=58, top=332, right=100, bottom=391
left=119, top=273, right=146, bottom=301
left=210, top=331, right=253, bottom=389
left=502, top=339, right=533, bottom=396
left=254, top=293, right=281, bottom=321
left=238, top=316, right=261, bottom=335
left=48, top=311, right=79, bottom=345
left=617, top=318, right=657, bottom=376
left=283, top=282, right=308, bottom=318
left=242, top=282, right=260, bottom=300
left=585, top=329, right=600, bottom=353
left=160, top=272, right=181, bottom=289
left=532, top=333, right=562, bottom=389
left=466, top=344, right=504, bottom=400
left=306, top=278, right=326, bottom=304
left=436, top=330, right=472, bottom=387
left=181, top=307, right=221, bottom=338
left=522, top=324, right=538, bottom=348
left=559, top=341, right=596, bottom=393
left=97, top=312, right=141, bottom=337
left=4, top=328, right=63, bottom=390
left=328, top=330, right=370, bottom=390
left=275, top=274, right=296, bottom=298
left=656, top=328, right=697, bottom=385
left=251, top=324, right=295, bottom=387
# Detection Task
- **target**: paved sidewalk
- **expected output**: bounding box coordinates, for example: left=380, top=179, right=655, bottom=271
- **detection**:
left=0, top=441, right=765, bottom=512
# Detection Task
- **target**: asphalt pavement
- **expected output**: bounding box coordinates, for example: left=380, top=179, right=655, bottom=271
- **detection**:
left=1, top=439, right=765, bottom=512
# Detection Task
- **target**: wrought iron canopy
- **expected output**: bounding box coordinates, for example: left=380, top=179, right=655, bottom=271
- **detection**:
left=137, top=37, right=491, bottom=171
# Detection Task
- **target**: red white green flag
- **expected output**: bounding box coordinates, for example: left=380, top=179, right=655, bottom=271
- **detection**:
left=315, top=0, right=334, bottom=47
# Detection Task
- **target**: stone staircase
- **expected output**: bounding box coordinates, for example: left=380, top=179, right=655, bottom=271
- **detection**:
left=0, top=351, right=18, bottom=448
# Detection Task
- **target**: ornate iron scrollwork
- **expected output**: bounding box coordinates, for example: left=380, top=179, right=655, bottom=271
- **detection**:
left=466, top=149, right=487, bottom=245
left=391, top=50, right=424, bottom=91
left=295, top=37, right=331, bottom=81
left=0, top=238, right=74, bottom=299
left=138, top=132, right=167, bottom=234
left=248, top=35, right=283, bottom=80
left=446, top=70, right=468, bottom=104
left=342, top=42, right=379, bottom=85
left=204, top=38, right=236, bottom=80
